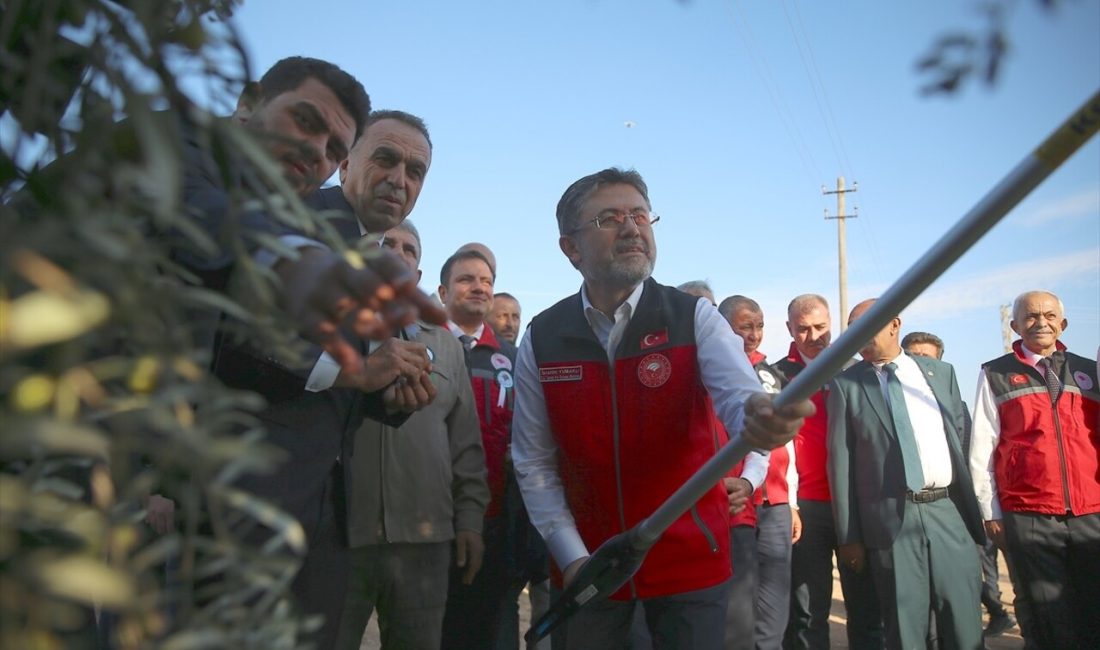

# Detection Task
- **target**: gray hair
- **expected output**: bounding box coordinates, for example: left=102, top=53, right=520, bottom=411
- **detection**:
left=718, top=295, right=762, bottom=321
left=1012, top=290, right=1065, bottom=322
left=556, top=167, right=651, bottom=235
left=390, top=218, right=421, bottom=260
left=787, top=293, right=829, bottom=319
left=677, top=280, right=715, bottom=305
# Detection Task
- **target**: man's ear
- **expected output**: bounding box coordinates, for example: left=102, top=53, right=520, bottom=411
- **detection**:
left=1010, top=319, right=1021, bottom=336
left=339, top=156, right=350, bottom=185
left=1060, top=318, right=1068, bottom=333
left=234, top=82, right=263, bottom=124
left=438, top=285, right=448, bottom=306
left=415, top=269, right=422, bottom=284
left=559, top=235, right=581, bottom=270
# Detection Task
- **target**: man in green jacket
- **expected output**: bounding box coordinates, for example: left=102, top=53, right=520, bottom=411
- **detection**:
left=334, top=220, right=490, bottom=650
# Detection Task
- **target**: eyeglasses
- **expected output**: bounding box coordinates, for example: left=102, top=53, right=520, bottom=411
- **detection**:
left=571, top=209, right=660, bottom=233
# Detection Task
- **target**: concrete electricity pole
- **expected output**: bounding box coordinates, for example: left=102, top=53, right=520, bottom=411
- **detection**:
left=823, top=177, right=858, bottom=332
left=1000, top=304, right=1014, bottom=352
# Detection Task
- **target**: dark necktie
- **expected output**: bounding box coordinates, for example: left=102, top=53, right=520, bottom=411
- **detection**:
left=884, top=362, right=926, bottom=492
left=458, top=335, right=476, bottom=367
left=1037, top=357, right=1062, bottom=403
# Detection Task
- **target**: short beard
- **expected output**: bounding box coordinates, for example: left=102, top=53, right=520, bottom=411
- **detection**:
left=604, top=255, right=653, bottom=288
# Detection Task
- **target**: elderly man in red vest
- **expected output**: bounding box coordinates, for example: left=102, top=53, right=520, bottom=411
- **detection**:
left=969, top=290, right=1100, bottom=650
left=512, top=168, right=813, bottom=650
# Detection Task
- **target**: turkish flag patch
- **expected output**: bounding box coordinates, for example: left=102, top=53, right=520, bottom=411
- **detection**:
left=641, top=329, right=669, bottom=349
left=1010, top=374, right=1028, bottom=386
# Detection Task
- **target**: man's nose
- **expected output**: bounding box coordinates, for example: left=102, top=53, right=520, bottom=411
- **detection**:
left=385, top=162, right=407, bottom=188
left=619, top=216, right=643, bottom=236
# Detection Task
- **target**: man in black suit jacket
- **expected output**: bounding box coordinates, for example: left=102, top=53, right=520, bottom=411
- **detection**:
left=828, top=299, right=984, bottom=650
left=183, top=64, right=438, bottom=647
left=178, top=57, right=440, bottom=381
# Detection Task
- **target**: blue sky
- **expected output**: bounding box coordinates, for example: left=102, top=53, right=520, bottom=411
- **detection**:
left=228, top=0, right=1098, bottom=394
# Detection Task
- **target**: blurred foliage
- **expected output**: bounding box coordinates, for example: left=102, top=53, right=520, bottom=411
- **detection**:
left=915, top=0, right=1060, bottom=95
left=1, top=0, right=339, bottom=647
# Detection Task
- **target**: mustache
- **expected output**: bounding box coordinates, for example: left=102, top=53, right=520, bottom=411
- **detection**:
left=374, top=182, right=407, bottom=203
left=614, top=238, right=650, bottom=255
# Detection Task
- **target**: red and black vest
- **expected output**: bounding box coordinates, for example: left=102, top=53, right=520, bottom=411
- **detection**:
left=748, top=353, right=791, bottom=507
left=465, top=326, right=516, bottom=519
left=529, top=279, right=731, bottom=599
left=983, top=341, right=1100, bottom=516
left=775, top=343, right=832, bottom=503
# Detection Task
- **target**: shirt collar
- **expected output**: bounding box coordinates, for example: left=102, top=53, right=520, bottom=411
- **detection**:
left=871, top=350, right=913, bottom=374
left=447, top=321, right=484, bottom=341
left=1018, top=344, right=1046, bottom=367
left=580, top=281, right=645, bottom=329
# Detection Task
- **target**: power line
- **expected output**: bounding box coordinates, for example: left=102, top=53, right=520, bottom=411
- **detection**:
left=725, top=0, right=823, bottom=184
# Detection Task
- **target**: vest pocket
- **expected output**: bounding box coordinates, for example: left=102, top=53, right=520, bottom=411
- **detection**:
left=690, top=505, right=719, bottom=553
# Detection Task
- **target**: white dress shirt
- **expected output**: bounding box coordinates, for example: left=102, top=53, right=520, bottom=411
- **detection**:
left=511, top=282, right=767, bottom=571
left=305, top=218, right=378, bottom=392
left=871, top=352, right=954, bottom=489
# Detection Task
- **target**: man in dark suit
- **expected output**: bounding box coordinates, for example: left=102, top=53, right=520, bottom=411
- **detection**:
left=205, top=99, right=437, bottom=648
left=307, top=109, right=431, bottom=237
left=828, top=299, right=984, bottom=650
left=178, top=58, right=438, bottom=372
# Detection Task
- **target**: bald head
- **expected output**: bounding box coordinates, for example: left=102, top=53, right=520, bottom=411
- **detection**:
left=847, top=298, right=902, bottom=363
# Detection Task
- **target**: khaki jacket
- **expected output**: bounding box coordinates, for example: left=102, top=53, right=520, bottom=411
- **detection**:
left=345, top=322, right=489, bottom=547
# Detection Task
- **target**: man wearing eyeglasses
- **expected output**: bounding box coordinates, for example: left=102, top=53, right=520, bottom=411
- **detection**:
left=511, top=167, right=814, bottom=650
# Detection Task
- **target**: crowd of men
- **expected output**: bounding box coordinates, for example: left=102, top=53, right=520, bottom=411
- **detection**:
left=152, top=54, right=1098, bottom=650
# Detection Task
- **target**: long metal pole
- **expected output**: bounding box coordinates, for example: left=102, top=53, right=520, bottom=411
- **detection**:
left=529, top=88, right=1100, bottom=645
left=638, top=87, right=1100, bottom=545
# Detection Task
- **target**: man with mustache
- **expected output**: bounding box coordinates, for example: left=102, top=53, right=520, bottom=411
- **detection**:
left=178, top=60, right=442, bottom=648
left=969, top=290, right=1100, bottom=649
left=489, top=292, right=522, bottom=345
left=828, top=300, right=984, bottom=650
left=304, top=109, right=436, bottom=399
left=511, top=168, right=814, bottom=650
left=308, top=109, right=431, bottom=238
left=718, top=295, right=801, bottom=650
left=775, top=294, right=882, bottom=650
left=334, top=221, right=489, bottom=650
left=179, top=59, right=438, bottom=374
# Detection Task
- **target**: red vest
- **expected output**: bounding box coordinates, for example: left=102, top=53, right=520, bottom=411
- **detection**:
left=465, top=326, right=515, bottom=518
left=984, top=341, right=1100, bottom=516
left=530, top=280, right=731, bottom=599
left=748, top=353, right=791, bottom=507
left=775, top=343, right=831, bottom=502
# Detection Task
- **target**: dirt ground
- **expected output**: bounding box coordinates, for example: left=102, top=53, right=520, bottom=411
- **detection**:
left=359, top=555, right=1023, bottom=649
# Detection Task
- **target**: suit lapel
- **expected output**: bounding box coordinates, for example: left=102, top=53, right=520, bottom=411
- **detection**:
left=911, top=355, right=962, bottom=454
left=857, top=361, right=893, bottom=432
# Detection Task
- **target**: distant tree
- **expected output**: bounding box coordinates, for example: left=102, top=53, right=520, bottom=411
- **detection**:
left=1, top=1, right=337, bottom=647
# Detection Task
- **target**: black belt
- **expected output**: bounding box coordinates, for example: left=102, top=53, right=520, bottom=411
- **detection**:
left=907, top=486, right=950, bottom=503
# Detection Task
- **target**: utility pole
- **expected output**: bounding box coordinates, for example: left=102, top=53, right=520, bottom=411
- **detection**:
left=823, top=177, right=858, bottom=332
left=1000, top=304, right=1014, bottom=352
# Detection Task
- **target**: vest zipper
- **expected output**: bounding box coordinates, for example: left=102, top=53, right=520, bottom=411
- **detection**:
left=1051, top=404, right=1071, bottom=512
left=483, top=378, right=493, bottom=427
left=690, top=505, right=719, bottom=553
left=608, top=355, right=635, bottom=598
